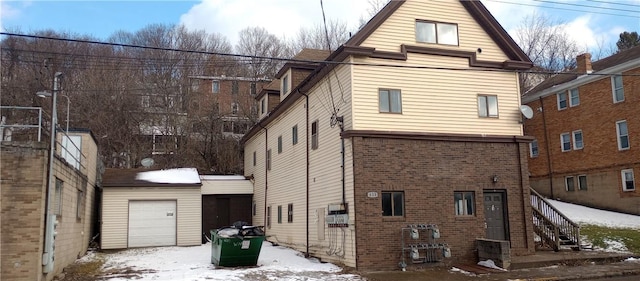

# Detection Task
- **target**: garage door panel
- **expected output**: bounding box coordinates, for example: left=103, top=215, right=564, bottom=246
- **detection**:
left=128, top=201, right=176, bottom=247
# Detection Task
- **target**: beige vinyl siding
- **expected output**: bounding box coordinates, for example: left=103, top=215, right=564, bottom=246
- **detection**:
left=264, top=98, right=307, bottom=246
left=360, top=0, right=509, bottom=62
left=244, top=130, right=266, bottom=227
left=101, top=187, right=201, bottom=249
left=351, top=55, right=523, bottom=136
left=201, top=180, right=253, bottom=194
left=307, top=63, right=356, bottom=267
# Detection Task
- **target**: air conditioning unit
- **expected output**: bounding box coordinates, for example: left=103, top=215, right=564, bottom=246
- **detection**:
left=335, top=214, right=349, bottom=224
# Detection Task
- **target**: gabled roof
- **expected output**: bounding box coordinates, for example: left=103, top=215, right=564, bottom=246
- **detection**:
left=526, top=45, right=640, bottom=95
left=275, top=49, right=331, bottom=79
left=241, top=0, right=531, bottom=144
left=255, top=78, right=281, bottom=100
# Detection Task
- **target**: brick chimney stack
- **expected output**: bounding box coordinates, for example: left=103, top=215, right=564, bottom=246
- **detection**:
left=576, top=53, right=592, bottom=74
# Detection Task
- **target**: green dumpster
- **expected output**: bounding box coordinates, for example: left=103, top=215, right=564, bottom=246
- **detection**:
left=211, top=229, right=265, bottom=267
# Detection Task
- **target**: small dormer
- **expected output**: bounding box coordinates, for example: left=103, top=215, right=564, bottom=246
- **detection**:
left=275, top=48, right=331, bottom=102
left=255, top=79, right=280, bottom=119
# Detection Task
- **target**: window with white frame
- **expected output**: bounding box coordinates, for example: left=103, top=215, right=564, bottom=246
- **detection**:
left=382, top=191, right=404, bottom=217
left=572, top=130, right=583, bottom=150
left=311, top=120, right=319, bottom=150
left=260, top=98, right=266, bottom=115
left=231, top=103, right=239, bottom=115
left=212, top=81, right=220, bottom=93
left=277, top=205, right=282, bottom=224
left=578, top=175, right=588, bottom=191
left=565, top=176, right=575, bottom=191
left=287, top=203, right=293, bottom=223
left=561, top=133, right=571, bottom=152
left=267, top=206, right=272, bottom=228
left=250, top=82, right=257, bottom=96
left=54, top=178, right=63, bottom=216
left=616, top=120, right=629, bottom=150
left=277, top=135, right=283, bottom=154
left=379, top=89, right=402, bottom=113
left=530, top=139, right=539, bottom=158
left=621, top=169, right=635, bottom=191
left=292, top=125, right=298, bottom=145
left=557, top=92, right=568, bottom=110
left=454, top=191, right=475, bottom=216
left=612, top=75, right=624, bottom=103
left=282, top=74, right=289, bottom=94
left=266, top=149, right=271, bottom=171
left=569, top=88, right=579, bottom=107
left=478, top=95, right=498, bottom=117
left=415, top=20, right=458, bottom=45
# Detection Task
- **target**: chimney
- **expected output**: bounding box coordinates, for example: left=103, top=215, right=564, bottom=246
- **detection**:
left=576, top=53, right=592, bottom=74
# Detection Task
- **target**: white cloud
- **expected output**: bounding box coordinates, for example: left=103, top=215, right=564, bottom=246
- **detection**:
left=482, top=0, right=540, bottom=33
left=179, top=0, right=369, bottom=46
left=562, top=15, right=599, bottom=51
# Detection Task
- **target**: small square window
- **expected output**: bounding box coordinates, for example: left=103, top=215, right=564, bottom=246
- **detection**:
left=277, top=135, right=283, bottom=154
left=612, top=75, right=624, bottom=103
left=569, top=88, right=579, bottom=107
left=416, top=21, right=458, bottom=45
left=478, top=95, right=498, bottom=117
left=557, top=92, right=568, bottom=110
left=382, top=191, right=404, bottom=217
left=616, top=120, right=629, bottom=150
left=530, top=140, right=539, bottom=158
left=561, top=133, right=571, bottom=152
left=454, top=191, right=475, bottom=216
left=292, top=125, right=298, bottom=145
left=578, top=175, right=588, bottom=191
left=565, top=176, right=575, bottom=191
left=621, top=169, right=635, bottom=191
left=379, top=89, right=402, bottom=113
left=572, top=130, right=583, bottom=150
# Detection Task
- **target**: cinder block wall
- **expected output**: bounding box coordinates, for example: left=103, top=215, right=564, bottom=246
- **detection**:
left=352, top=137, right=535, bottom=271
left=1, top=142, right=48, bottom=281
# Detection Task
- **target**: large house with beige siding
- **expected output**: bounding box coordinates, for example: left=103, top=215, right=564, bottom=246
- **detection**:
left=242, top=0, right=535, bottom=270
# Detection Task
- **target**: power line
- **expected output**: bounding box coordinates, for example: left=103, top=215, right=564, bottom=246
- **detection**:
left=3, top=32, right=640, bottom=77
left=485, top=0, right=640, bottom=18
left=586, top=0, right=640, bottom=8
left=532, top=0, right=640, bottom=13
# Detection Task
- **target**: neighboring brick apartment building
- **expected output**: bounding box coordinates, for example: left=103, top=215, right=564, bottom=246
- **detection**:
left=243, top=0, right=536, bottom=271
left=522, top=46, right=640, bottom=215
left=189, top=75, right=271, bottom=137
left=1, top=129, right=100, bottom=281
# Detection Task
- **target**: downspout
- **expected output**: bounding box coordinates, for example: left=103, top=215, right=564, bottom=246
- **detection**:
left=338, top=117, right=346, bottom=205
left=539, top=97, right=554, bottom=198
left=515, top=136, right=530, bottom=250
left=298, top=90, right=311, bottom=258
left=257, top=123, right=268, bottom=230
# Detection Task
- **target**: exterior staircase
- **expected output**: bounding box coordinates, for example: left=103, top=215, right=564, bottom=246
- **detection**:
left=530, top=188, right=581, bottom=251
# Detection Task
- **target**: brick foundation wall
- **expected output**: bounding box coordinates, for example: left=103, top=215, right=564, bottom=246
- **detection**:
left=1, top=141, right=48, bottom=281
left=352, top=137, right=535, bottom=271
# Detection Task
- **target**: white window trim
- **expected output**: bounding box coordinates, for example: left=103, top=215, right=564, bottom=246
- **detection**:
left=212, top=80, right=220, bottom=94
left=611, top=75, right=624, bottom=103
left=565, top=176, right=575, bottom=191
left=569, top=88, right=580, bottom=107
left=560, top=133, right=571, bottom=152
left=616, top=120, right=630, bottom=151
left=572, top=130, right=583, bottom=150
left=530, top=140, right=539, bottom=158
left=281, top=74, right=290, bottom=96
left=415, top=20, right=459, bottom=46
left=621, top=169, right=635, bottom=191
left=557, top=92, right=568, bottom=110
left=477, top=95, right=498, bottom=118
left=578, top=175, right=587, bottom=191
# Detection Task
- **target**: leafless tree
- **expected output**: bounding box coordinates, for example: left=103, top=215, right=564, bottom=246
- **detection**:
left=513, top=13, right=584, bottom=94
left=287, top=19, right=351, bottom=54
left=235, top=27, right=287, bottom=78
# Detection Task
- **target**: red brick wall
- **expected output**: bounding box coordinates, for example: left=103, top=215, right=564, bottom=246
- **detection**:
left=524, top=68, right=640, bottom=210
left=352, top=137, right=534, bottom=271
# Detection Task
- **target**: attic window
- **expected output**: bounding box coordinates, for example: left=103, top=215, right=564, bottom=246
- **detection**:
left=282, top=74, right=290, bottom=94
left=416, top=20, right=458, bottom=45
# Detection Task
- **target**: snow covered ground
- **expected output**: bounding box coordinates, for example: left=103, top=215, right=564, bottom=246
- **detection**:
left=96, top=241, right=362, bottom=281
left=72, top=198, right=639, bottom=281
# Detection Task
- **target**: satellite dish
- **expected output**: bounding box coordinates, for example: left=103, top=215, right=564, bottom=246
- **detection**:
left=519, top=105, right=534, bottom=119
left=141, top=157, right=154, bottom=168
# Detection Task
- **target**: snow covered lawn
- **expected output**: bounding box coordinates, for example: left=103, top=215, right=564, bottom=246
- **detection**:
left=548, top=199, right=640, bottom=228
left=93, top=241, right=362, bottom=281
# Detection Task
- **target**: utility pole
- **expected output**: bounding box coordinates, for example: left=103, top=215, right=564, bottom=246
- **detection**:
left=43, top=71, right=62, bottom=274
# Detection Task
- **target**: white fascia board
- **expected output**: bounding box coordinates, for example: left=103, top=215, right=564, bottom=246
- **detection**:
left=522, top=58, right=640, bottom=104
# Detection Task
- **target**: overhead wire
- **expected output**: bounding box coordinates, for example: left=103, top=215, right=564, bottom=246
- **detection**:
left=484, top=0, right=640, bottom=18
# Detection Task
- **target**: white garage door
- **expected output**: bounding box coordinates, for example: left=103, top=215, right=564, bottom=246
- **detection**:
left=128, top=200, right=177, bottom=247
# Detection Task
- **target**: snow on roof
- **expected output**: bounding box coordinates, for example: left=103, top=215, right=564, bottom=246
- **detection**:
left=200, top=175, right=247, bottom=181
left=135, top=168, right=201, bottom=184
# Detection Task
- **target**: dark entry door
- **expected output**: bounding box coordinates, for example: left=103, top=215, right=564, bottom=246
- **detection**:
left=484, top=192, right=507, bottom=240
left=215, top=198, right=231, bottom=228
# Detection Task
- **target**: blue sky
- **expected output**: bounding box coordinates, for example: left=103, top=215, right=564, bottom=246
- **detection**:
left=1, top=0, right=639, bottom=54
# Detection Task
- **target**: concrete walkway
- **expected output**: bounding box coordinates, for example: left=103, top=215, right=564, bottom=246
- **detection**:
left=362, top=251, right=640, bottom=281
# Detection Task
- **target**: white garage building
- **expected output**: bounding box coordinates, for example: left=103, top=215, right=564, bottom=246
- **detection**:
left=101, top=168, right=202, bottom=249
